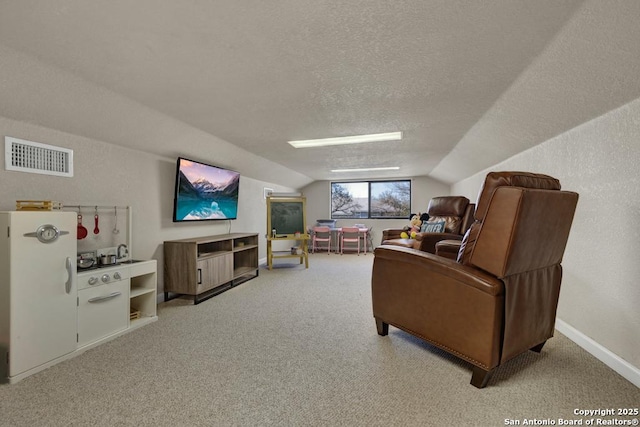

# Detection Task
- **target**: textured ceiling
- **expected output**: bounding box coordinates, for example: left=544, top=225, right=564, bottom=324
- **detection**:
left=1, top=1, right=640, bottom=186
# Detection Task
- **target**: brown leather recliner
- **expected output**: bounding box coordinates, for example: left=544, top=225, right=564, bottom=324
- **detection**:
left=371, top=171, right=579, bottom=387
left=381, top=196, right=474, bottom=256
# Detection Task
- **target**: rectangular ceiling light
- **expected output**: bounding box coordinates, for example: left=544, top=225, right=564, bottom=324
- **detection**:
left=288, top=131, right=402, bottom=148
left=331, top=166, right=400, bottom=173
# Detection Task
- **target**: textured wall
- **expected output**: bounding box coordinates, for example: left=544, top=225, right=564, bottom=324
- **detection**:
left=0, top=42, right=302, bottom=292
left=452, top=96, right=640, bottom=371
left=432, top=1, right=640, bottom=184
left=0, top=116, right=294, bottom=292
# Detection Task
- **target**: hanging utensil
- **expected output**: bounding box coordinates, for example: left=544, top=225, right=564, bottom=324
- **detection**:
left=93, top=206, right=100, bottom=235
left=112, top=206, right=120, bottom=234
left=77, top=209, right=88, bottom=240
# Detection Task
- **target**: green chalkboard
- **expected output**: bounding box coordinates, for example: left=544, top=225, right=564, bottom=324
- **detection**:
left=267, top=197, right=307, bottom=236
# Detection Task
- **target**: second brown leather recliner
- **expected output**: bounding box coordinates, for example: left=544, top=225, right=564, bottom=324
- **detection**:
left=381, top=196, right=474, bottom=256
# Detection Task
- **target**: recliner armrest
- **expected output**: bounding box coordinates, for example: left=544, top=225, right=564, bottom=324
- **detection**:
left=373, top=245, right=503, bottom=296
left=372, top=245, right=505, bottom=370
left=381, top=228, right=406, bottom=243
left=413, top=232, right=463, bottom=253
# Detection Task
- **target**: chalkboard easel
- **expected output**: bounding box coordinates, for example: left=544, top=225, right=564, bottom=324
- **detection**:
left=266, top=195, right=309, bottom=270
left=266, top=195, right=307, bottom=237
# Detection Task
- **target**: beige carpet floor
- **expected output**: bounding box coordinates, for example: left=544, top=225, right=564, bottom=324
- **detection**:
left=0, top=253, right=638, bottom=426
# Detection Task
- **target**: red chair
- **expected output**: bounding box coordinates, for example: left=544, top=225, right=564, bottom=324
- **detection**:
left=340, top=227, right=361, bottom=255
left=311, top=226, right=331, bottom=254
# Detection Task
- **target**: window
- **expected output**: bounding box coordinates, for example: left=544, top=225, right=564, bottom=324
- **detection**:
left=370, top=181, right=411, bottom=218
left=331, top=182, right=369, bottom=219
left=331, top=180, right=411, bottom=219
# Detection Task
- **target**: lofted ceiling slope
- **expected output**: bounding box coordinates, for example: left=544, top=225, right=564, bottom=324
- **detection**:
left=1, top=1, right=640, bottom=187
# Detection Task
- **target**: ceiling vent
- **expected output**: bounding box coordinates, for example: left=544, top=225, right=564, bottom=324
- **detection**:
left=5, top=136, right=73, bottom=177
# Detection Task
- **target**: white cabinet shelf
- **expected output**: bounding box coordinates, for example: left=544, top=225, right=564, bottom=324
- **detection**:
left=130, top=287, right=155, bottom=298
left=129, top=260, right=157, bottom=329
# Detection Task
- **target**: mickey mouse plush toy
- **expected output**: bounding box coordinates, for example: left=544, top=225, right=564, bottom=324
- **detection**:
left=400, top=212, right=430, bottom=239
left=400, top=213, right=422, bottom=239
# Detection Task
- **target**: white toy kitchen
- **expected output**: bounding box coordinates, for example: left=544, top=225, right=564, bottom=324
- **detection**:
left=0, top=206, right=158, bottom=384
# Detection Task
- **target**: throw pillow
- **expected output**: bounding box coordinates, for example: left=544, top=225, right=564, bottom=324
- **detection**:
left=421, top=220, right=446, bottom=233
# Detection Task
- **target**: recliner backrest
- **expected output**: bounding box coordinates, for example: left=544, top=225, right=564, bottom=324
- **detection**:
left=457, top=171, right=562, bottom=266
left=474, top=171, right=561, bottom=222
left=469, top=186, right=578, bottom=278
left=425, top=196, right=470, bottom=235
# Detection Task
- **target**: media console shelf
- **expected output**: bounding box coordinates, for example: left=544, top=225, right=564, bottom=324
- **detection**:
left=163, top=233, right=259, bottom=304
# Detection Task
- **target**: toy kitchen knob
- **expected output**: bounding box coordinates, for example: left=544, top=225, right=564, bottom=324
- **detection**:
left=113, top=272, right=121, bottom=280
left=101, top=274, right=111, bottom=283
left=88, top=277, right=99, bottom=285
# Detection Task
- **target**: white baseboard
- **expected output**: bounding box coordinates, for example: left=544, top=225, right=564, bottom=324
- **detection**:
left=555, top=318, right=640, bottom=388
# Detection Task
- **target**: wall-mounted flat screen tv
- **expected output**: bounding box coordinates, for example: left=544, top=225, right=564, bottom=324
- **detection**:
left=173, top=157, right=240, bottom=222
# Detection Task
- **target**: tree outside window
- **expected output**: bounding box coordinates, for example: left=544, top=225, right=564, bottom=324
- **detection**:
left=331, top=180, right=410, bottom=219
left=370, top=181, right=411, bottom=218
left=331, top=182, right=368, bottom=219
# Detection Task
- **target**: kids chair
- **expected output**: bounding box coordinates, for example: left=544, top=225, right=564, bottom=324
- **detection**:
left=340, top=227, right=361, bottom=255
left=311, top=226, right=332, bottom=254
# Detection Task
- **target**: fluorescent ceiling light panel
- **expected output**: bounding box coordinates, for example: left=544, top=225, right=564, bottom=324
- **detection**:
left=331, top=166, right=400, bottom=173
left=288, top=131, right=402, bottom=148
